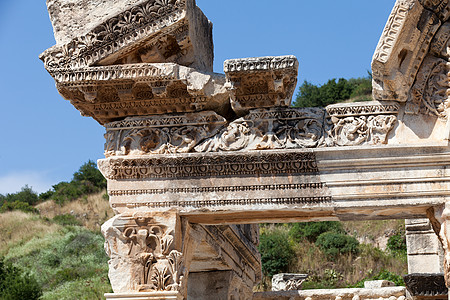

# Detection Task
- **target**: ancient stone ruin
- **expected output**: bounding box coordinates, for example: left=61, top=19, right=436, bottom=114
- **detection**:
left=40, top=0, right=450, bottom=299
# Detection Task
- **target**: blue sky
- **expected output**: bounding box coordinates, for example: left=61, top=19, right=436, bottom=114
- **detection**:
left=0, top=0, right=395, bottom=194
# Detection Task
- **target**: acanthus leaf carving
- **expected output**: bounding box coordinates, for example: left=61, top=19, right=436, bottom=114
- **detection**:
left=102, top=213, right=186, bottom=293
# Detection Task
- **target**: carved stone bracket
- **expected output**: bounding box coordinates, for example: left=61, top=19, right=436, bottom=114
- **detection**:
left=104, top=111, right=226, bottom=156
left=102, top=212, right=194, bottom=297
left=52, top=63, right=228, bottom=124
left=224, top=56, right=298, bottom=115
left=40, top=0, right=214, bottom=72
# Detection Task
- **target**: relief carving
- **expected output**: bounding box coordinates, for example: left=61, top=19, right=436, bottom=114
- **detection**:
left=325, top=102, right=399, bottom=146
left=407, top=56, right=450, bottom=119
left=52, top=63, right=228, bottom=124
left=224, top=56, right=299, bottom=114
left=40, top=0, right=207, bottom=70
left=104, top=112, right=226, bottom=156
left=195, top=108, right=325, bottom=152
left=102, top=212, right=187, bottom=293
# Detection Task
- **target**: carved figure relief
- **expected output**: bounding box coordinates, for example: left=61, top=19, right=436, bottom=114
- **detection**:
left=325, top=102, right=399, bottom=146
left=104, top=112, right=226, bottom=156
left=195, top=108, right=325, bottom=152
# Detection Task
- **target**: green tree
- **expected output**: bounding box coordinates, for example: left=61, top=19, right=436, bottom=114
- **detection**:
left=0, top=257, right=42, bottom=300
left=3, top=185, right=39, bottom=206
left=258, top=228, right=295, bottom=277
left=73, top=160, right=106, bottom=190
left=316, top=232, right=360, bottom=259
left=289, top=221, right=344, bottom=243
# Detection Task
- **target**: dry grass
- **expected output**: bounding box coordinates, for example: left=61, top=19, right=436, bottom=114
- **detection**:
left=0, top=211, right=61, bottom=256
left=36, top=191, right=114, bottom=231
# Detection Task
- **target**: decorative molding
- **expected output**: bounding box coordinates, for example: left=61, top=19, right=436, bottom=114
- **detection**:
left=224, top=56, right=298, bottom=73
left=109, top=183, right=325, bottom=196
left=52, top=63, right=227, bottom=124
left=98, top=152, right=319, bottom=180
left=272, top=274, right=308, bottom=292
left=104, top=112, right=226, bottom=156
left=111, top=196, right=333, bottom=210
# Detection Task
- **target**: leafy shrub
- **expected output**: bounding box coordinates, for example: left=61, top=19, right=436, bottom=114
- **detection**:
left=39, top=160, right=106, bottom=205
left=352, top=269, right=404, bottom=288
left=53, top=214, right=82, bottom=226
left=0, top=200, right=39, bottom=214
left=289, top=221, right=344, bottom=243
left=3, top=185, right=40, bottom=206
left=0, top=257, right=42, bottom=300
left=387, top=232, right=407, bottom=253
left=258, top=228, right=295, bottom=277
left=316, top=232, right=359, bottom=258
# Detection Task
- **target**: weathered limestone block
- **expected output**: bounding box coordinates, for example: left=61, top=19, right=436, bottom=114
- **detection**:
left=272, top=274, right=308, bottom=291
left=406, top=219, right=444, bottom=274
left=42, top=0, right=214, bottom=72
left=324, top=101, right=399, bottom=146
left=224, top=56, right=298, bottom=115
left=50, top=63, right=229, bottom=124
left=187, top=270, right=253, bottom=300
left=253, top=287, right=406, bottom=300
left=101, top=211, right=195, bottom=298
left=372, top=0, right=445, bottom=102
left=104, top=111, right=227, bottom=156
left=363, top=280, right=395, bottom=289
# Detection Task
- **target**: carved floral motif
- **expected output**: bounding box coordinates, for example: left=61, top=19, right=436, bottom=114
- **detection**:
left=103, top=213, right=186, bottom=293
left=408, top=56, right=450, bottom=119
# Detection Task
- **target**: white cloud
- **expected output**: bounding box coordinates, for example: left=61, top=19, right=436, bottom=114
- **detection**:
left=0, top=171, right=55, bottom=195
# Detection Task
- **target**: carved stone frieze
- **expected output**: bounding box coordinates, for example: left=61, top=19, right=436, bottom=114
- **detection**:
left=102, top=212, right=189, bottom=294
left=104, top=112, right=226, bottom=156
left=404, top=273, right=448, bottom=297
left=98, top=151, right=319, bottom=180
left=53, top=63, right=228, bottom=124
left=195, top=108, right=325, bottom=152
left=41, top=0, right=214, bottom=72
left=372, top=0, right=443, bottom=102
left=224, top=56, right=298, bottom=115
left=407, top=56, right=450, bottom=119
left=325, top=102, right=399, bottom=146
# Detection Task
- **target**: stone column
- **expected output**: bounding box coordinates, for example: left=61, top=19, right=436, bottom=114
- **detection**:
left=406, top=219, right=444, bottom=274
left=428, top=204, right=450, bottom=291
